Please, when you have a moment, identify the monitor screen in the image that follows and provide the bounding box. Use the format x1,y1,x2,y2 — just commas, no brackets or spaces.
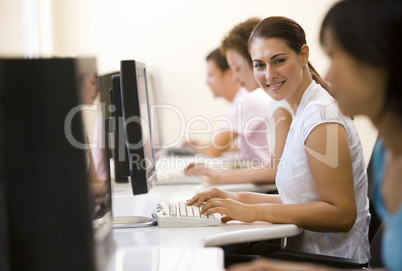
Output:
0,58,114,271
120,60,157,195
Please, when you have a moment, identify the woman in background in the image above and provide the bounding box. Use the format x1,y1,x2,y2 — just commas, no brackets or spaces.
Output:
186,18,292,185
228,0,402,270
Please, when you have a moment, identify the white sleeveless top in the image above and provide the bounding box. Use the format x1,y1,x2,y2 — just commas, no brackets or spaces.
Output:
276,81,370,263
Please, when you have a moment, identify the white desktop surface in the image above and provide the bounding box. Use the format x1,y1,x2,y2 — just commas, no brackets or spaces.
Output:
154,155,278,192
107,246,224,271
108,182,302,270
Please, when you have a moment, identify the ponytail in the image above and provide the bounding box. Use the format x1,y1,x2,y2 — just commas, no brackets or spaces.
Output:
308,61,332,94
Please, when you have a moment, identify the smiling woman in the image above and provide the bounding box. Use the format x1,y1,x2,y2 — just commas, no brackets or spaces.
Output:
188,16,371,263
248,16,330,107
250,37,310,109
248,16,370,261
227,2,402,270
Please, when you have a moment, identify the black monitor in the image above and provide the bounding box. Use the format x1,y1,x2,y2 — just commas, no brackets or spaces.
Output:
109,74,130,183
0,58,114,271
120,60,158,195
98,71,118,120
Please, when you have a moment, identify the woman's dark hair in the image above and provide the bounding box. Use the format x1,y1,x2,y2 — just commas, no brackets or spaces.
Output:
206,48,230,73
248,16,330,91
221,18,261,69
320,0,402,118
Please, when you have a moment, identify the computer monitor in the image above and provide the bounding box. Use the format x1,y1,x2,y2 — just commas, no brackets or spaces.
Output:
0,58,114,271
109,74,130,183
98,71,119,162
120,60,158,195
98,71,119,120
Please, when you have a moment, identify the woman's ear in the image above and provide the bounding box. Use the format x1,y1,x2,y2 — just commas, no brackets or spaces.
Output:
300,44,310,66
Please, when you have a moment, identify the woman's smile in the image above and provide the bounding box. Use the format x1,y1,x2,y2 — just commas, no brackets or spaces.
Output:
267,80,286,91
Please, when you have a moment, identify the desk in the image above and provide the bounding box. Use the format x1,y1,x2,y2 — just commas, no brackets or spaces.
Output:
107,182,302,271
154,155,278,193
110,156,278,194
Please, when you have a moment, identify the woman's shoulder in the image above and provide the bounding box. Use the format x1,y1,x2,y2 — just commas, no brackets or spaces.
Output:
297,83,352,140
300,82,341,122
270,100,292,118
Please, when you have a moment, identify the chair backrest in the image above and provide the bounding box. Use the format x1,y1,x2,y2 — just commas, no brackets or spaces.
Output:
369,222,384,267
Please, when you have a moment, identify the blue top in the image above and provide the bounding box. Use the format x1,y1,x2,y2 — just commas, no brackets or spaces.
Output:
372,139,402,271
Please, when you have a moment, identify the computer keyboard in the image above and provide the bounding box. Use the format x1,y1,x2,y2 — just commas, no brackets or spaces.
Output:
153,201,221,227
165,145,195,156
155,169,203,185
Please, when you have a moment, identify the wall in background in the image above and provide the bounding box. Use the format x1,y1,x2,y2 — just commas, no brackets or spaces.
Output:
0,0,24,56
0,0,377,163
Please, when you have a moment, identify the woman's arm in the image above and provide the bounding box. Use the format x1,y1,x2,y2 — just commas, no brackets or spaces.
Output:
270,107,292,169
185,107,292,184
87,146,108,197
204,130,238,157
202,167,276,184
227,258,385,271
206,107,292,184
201,123,357,232
301,122,356,232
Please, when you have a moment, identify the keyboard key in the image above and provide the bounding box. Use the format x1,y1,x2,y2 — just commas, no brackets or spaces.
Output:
186,206,193,217
179,202,187,217
193,207,200,218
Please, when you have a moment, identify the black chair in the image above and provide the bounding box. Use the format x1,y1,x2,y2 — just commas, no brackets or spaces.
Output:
225,137,384,269
225,224,383,269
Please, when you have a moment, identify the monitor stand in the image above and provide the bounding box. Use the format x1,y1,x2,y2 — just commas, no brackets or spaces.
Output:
113,216,157,228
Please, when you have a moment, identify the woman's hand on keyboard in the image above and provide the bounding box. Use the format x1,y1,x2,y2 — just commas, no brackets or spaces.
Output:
186,188,232,207
184,163,206,176
200,198,256,223
184,163,225,184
